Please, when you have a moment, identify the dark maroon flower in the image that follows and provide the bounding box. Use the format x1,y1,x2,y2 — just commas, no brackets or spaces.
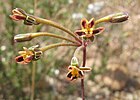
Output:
15,46,42,64
75,18,105,41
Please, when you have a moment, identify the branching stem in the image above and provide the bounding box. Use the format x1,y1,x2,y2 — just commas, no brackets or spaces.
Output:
33,16,82,43
31,32,79,44
40,43,80,52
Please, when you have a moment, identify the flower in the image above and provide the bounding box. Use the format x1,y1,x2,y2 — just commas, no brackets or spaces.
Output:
10,8,40,25
75,18,105,41
15,47,34,64
67,66,84,81
67,56,91,81
10,8,27,21
67,65,92,81
15,45,42,64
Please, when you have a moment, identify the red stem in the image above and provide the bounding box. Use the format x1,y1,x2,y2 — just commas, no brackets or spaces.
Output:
81,42,86,100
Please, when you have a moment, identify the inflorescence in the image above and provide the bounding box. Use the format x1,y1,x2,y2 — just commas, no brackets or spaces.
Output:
10,8,129,81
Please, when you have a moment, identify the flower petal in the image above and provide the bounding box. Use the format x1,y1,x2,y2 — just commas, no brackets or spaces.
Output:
88,18,95,28
67,71,72,79
24,55,34,63
78,71,84,78
71,76,77,80
9,15,20,21
92,27,105,35
15,8,27,16
75,30,85,36
12,8,26,16
14,15,26,20
81,18,88,29
18,51,26,55
10,8,26,21
79,67,92,71
68,66,72,70
15,56,24,63
15,55,33,64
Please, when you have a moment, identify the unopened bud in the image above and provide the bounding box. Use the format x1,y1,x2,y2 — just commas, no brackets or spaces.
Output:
14,33,32,42
109,12,129,23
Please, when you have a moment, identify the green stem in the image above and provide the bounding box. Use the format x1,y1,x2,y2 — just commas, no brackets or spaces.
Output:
31,62,36,100
31,32,78,44
33,16,81,43
40,43,80,52
31,1,37,100
95,17,110,25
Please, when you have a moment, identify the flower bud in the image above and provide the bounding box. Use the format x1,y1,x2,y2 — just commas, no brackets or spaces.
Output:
14,33,32,42
109,12,129,23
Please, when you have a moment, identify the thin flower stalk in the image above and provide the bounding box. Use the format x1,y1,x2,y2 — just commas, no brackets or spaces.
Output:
31,1,37,100
14,32,79,44
31,32,79,44
33,16,81,43
40,43,80,52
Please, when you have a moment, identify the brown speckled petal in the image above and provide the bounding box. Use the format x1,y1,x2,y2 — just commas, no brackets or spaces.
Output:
75,30,85,36
67,71,72,79
24,55,34,63
15,56,28,64
88,18,95,28
15,56,24,62
92,27,105,35
81,18,88,29
78,71,84,78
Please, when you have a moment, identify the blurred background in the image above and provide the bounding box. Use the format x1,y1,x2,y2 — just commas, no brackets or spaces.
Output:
0,0,140,100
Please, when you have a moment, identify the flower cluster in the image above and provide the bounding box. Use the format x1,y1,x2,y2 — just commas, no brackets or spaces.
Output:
10,8,128,82
10,7,129,100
